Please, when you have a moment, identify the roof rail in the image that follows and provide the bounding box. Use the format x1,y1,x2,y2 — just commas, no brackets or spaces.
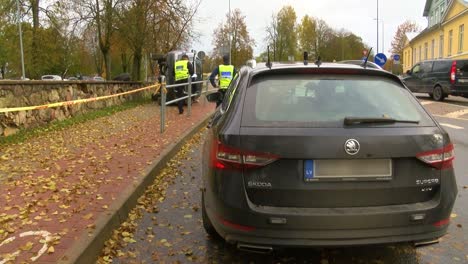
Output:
303,52,309,65
315,56,322,68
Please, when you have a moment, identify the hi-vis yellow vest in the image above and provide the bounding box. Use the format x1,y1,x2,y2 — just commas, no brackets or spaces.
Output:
218,65,234,89
175,60,189,81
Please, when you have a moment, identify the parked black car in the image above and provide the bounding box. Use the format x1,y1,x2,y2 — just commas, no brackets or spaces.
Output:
202,62,457,253
402,59,468,101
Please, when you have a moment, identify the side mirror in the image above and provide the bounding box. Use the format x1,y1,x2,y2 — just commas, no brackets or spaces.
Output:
206,92,221,103
406,70,411,75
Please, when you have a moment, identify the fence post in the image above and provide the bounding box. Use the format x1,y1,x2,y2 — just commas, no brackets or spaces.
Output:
160,79,166,133
204,79,209,106
187,78,192,116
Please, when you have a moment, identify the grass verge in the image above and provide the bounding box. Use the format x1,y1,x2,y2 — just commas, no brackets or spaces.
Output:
0,98,152,146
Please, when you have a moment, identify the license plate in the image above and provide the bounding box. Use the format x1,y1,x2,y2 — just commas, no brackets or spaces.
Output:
304,159,392,182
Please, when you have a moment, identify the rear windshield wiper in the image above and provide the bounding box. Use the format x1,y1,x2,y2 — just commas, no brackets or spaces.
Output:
344,116,420,126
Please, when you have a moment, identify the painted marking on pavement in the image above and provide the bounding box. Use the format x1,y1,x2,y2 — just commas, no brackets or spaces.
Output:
433,114,468,121
440,123,464,130
0,230,52,263
420,101,435,105
444,109,468,118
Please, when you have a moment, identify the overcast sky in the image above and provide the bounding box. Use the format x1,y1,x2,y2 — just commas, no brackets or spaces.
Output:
191,0,428,57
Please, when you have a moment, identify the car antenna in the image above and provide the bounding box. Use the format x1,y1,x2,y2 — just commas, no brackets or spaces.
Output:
362,47,373,69
266,45,272,69
314,56,322,68
303,51,309,65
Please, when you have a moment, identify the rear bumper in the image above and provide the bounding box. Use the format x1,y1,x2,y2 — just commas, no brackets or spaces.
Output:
205,199,451,247
448,83,468,96
221,225,447,247
203,168,457,248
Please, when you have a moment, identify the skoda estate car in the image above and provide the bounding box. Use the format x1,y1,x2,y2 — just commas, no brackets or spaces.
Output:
201,62,457,253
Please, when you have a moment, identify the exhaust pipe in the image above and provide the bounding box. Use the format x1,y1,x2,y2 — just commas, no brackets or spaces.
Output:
414,239,439,247
237,243,273,254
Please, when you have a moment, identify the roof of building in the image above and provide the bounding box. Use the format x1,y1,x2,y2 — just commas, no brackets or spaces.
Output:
406,0,464,47
405,32,421,42
423,0,433,17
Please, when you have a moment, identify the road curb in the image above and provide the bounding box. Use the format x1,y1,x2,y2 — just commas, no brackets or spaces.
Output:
59,112,213,264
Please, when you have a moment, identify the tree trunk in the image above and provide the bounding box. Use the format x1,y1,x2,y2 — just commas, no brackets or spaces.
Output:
103,49,111,79
132,50,142,81
121,52,128,73
31,0,40,79
0,65,5,79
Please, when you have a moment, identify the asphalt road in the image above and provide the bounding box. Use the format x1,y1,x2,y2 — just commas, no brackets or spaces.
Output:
110,96,468,264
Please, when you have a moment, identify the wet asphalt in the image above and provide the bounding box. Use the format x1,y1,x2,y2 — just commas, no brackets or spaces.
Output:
111,127,467,264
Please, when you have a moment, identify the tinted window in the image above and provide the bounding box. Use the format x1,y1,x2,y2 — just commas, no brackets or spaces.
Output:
412,64,421,74
421,61,433,72
221,73,240,112
433,61,451,72
242,74,433,128
457,60,468,73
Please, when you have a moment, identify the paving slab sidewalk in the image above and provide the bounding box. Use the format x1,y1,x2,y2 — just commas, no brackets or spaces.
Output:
0,99,215,263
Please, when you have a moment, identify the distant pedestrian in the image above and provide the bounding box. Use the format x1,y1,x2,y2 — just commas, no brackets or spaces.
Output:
173,54,194,114
209,55,236,108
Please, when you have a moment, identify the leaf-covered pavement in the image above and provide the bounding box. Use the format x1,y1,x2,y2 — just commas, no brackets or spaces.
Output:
0,100,214,263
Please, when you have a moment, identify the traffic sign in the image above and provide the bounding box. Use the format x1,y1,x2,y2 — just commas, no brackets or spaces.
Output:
374,53,387,67
393,54,400,61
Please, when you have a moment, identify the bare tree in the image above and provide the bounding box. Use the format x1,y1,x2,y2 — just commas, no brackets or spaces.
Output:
117,0,200,80
212,8,255,67
69,0,125,79
390,20,420,57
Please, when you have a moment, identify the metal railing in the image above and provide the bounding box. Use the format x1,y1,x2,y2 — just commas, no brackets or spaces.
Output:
159,77,216,133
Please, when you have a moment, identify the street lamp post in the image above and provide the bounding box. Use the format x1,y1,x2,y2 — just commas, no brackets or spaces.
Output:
376,0,379,53
374,18,385,54
228,0,232,64
16,0,26,79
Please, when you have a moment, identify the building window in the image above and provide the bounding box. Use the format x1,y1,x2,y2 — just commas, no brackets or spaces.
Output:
439,34,444,58
448,30,453,56
424,42,428,60
419,45,422,62
459,24,464,53
431,39,435,59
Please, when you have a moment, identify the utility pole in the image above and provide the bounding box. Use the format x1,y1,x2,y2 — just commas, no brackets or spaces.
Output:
228,0,232,64
376,0,379,53
16,0,26,79
382,20,385,54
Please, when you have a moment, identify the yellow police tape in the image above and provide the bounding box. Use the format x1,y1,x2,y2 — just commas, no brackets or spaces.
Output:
0,83,165,114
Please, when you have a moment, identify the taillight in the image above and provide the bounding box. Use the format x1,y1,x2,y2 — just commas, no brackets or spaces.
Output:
416,144,455,170
450,61,457,84
211,141,279,170
432,218,450,227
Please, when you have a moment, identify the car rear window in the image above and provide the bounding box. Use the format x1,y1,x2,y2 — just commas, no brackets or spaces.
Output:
457,60,468,73
241,74,434,128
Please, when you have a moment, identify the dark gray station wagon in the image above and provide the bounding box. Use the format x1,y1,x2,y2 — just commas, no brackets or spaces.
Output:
202,62,457,253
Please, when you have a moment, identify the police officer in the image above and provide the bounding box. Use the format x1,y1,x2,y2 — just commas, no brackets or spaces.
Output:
209,55,236,107
173,54,194,114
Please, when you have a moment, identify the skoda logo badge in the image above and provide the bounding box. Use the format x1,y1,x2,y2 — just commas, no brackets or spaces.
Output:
344,139,360,155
